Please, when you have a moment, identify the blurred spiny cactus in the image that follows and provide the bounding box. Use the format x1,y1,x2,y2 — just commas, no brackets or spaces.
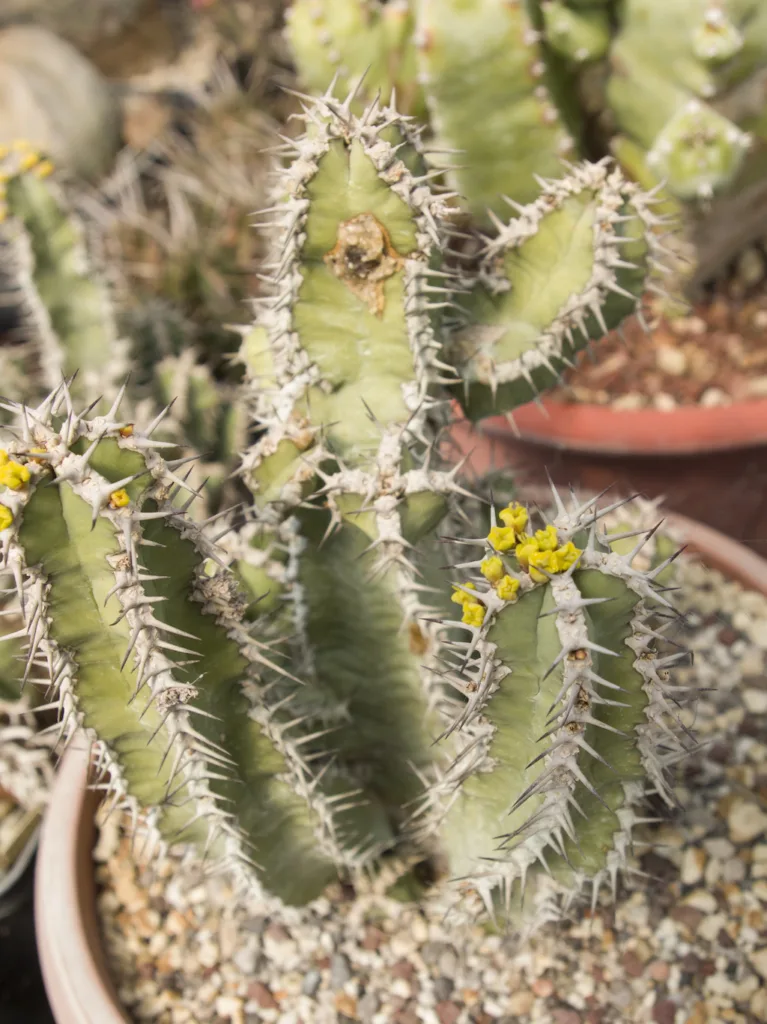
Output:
0,144,246,514
0,87,694,933
286,0,767,284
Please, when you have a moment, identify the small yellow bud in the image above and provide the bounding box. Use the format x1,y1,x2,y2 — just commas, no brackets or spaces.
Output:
462,602,486,627
0,450,8,466
34,159,54,179
515,534,538,569
118,424,134,438
109,488,131,508
497,575,520,601
451,582,477,606
0,504,13,531
480,556,504,583
498,502,528,535
534,524,559,551
0,459,30,490
487,525,516,552
18,153,39,173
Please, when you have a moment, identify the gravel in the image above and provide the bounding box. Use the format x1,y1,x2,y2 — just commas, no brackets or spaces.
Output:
94,522,767,1023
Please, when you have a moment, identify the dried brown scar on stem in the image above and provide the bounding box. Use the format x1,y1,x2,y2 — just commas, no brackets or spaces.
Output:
324,213,404,316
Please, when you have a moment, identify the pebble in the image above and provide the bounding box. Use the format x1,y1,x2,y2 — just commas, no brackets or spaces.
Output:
728,799,767,843
681,847,706,885
300,969,321,997
330,952,353,988
749,948,767,981
743,688,767,714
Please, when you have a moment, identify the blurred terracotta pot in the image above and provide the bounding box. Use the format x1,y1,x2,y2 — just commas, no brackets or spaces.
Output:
35,735,128,1024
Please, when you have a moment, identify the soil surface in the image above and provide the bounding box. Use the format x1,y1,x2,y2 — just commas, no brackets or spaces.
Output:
550,292,767,410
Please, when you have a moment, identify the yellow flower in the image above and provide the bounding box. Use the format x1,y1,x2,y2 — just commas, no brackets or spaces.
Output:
451,582,477,607
0,504,13,531
480,556,504,583
514,534,538,569
534,524,559,551
529,549,556,582
18,152,39,173
497,575,520,601
0,458,30,490
109,488,131,509
462,602,486,627
498,501,528,535
553,541,582,573
34,159,54,179
487,525,516,552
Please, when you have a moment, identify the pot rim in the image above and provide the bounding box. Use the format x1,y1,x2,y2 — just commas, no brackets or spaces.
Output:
479,397,767,455
35,733,130,1024
34,513,767,1023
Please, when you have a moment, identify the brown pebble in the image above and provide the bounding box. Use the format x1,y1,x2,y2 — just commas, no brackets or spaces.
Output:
361,926,386,950
553,1010,581,1024
435,1002,462,1024
652,999,677,1024
717,928,736,949
621,951,645,978
532,978,556,998
679,952,701,973
392,958,416,981
335,992,357,1017
670,905,705,932
264,922,292,943
393,1008,420,1024
247,981,278,1009
648,960,670,982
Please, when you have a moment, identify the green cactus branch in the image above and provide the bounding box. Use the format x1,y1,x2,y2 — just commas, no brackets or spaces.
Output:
0,65,695,933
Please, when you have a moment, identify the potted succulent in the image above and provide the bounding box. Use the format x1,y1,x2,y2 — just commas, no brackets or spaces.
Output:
35,502,767,1023
0,73,698,1019
2,2,765,1016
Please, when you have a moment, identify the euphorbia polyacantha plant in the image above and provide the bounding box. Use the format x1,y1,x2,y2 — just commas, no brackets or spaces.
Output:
0,87,689,931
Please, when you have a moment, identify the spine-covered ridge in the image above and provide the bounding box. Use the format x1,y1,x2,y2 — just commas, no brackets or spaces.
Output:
411,483,691,929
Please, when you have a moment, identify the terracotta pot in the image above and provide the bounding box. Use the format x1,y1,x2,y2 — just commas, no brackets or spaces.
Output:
448,403,767,557
485,397,767,456
34,516,767,1023
35,735,129,1024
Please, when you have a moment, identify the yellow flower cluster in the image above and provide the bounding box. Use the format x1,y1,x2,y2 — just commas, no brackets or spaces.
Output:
0,448,33,532
479,556,520,602
451,582,486,627
487,501,529,553
0,141,54,224
0,450,30,491
515,524,581,582
485,504,582,584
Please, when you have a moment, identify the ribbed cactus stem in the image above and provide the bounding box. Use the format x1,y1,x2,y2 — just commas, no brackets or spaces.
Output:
0,141,126,410
0,382,416,904
416,0,579,219
450,159,664,419
410,485,687,927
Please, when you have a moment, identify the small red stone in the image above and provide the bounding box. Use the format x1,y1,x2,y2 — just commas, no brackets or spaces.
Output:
247,981,279,1009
